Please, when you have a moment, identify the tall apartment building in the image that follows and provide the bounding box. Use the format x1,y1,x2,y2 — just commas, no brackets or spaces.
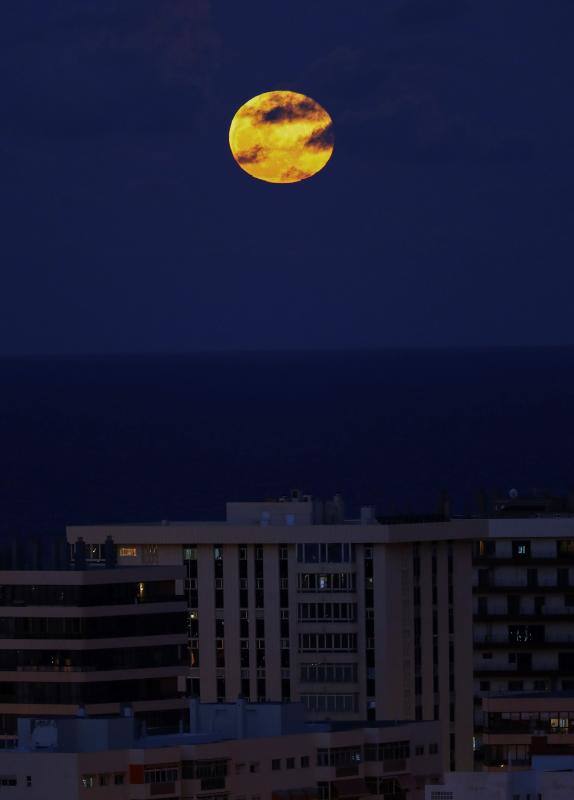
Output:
0,539,188,743
67,495,476,772
67,492,574,772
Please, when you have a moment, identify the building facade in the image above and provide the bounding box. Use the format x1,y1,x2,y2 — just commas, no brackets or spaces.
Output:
66,496,574,773
68,497,478,771
480,692,574,769
0,556,188,743
3,701,443,800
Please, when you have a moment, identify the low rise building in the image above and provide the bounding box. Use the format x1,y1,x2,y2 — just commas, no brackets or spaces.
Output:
425,753,574,800
3,701,443,800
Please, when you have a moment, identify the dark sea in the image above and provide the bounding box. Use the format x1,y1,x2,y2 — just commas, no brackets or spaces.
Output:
1,348,573,539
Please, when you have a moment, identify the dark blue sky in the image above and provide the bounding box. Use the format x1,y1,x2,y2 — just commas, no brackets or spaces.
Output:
1,0,573,354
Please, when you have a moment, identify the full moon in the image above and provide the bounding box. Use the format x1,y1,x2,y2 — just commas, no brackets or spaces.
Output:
229,90,334,184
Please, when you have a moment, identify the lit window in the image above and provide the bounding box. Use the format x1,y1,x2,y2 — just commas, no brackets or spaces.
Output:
119,547,137,557
137,582,145,599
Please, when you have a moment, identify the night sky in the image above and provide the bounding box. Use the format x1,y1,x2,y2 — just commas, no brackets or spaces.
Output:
1,0,573,355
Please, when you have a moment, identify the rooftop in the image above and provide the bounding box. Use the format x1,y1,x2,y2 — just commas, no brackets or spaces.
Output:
14,701,433,754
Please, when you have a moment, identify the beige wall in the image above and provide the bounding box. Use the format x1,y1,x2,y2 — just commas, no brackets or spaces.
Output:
2,719,443,800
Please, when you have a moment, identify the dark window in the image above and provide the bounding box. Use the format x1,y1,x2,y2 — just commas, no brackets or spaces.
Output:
558,568,570,588
558,541,574,558
478,569,490,588
272,759,281,771
507,596,520,615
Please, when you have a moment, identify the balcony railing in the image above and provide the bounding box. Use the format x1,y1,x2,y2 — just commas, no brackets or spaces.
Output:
485,720,574,735
474,581,571,592
475,634,574,645
474,609,574,621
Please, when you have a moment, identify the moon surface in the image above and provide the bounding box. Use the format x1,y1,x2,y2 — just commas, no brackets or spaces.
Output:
229,91,334,184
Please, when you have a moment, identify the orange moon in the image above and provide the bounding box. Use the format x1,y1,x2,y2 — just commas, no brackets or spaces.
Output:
229,91,334,184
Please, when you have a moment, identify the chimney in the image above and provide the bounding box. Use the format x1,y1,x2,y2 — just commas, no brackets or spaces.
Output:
312,499,325,525
74,538,87,571
29,538,42,570
360,506,375,525
439,491,451,520
477,488,489,515
103,536,117,568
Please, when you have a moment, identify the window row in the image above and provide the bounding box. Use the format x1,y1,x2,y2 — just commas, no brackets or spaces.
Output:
316,745,362,766
298,633,357,652
0,677,179,704
144,768,179,784
302,693,358,713
0,581,175,607
363,741,411,761
181,759,227,780
300,662,358,684
0,643,184,672
81,774,125,788
298,603,357,622
297,543,356,564
297,573,356,593
0,612,185,639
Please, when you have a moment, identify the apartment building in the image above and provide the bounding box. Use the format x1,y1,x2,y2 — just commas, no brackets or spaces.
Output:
67,495,477,772
0,540,188,743
66,492,574,773
3,700,443,800
480,692,574,769
472,524,574,708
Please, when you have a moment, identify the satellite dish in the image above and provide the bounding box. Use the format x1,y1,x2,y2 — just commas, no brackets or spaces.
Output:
509,488,518,499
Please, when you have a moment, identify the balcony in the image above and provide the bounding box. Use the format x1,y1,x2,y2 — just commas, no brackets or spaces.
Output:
485,720,574,736
475,666,574,677
473,582,571,594
474,610,574,623
474,634,574,648
474,556,574,567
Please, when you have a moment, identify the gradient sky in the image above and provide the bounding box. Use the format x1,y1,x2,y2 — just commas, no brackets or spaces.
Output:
1,0,573,354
